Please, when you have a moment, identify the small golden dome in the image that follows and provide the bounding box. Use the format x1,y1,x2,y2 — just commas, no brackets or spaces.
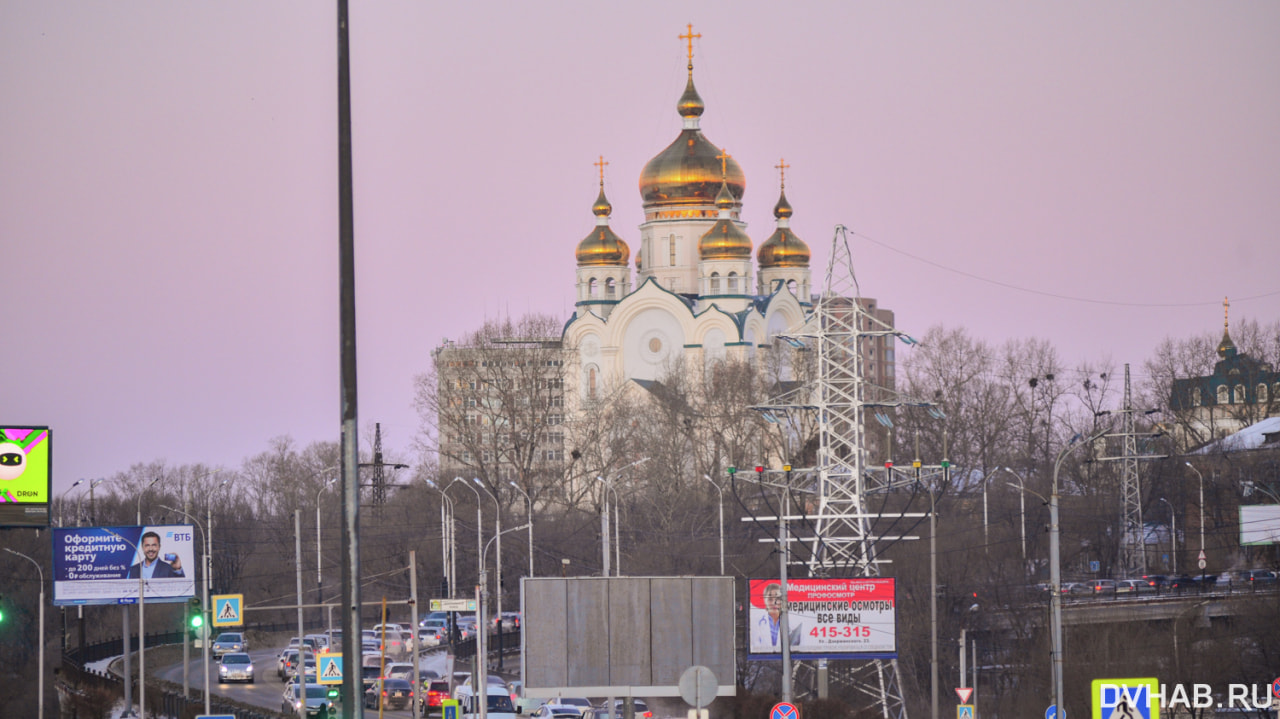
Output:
576,187,630,266
677,76,705,118
774,190,793,219
758,228,810,268
699,181,752,260
639,75,744,209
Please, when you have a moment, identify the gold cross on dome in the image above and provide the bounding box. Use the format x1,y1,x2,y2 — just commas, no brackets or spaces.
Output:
715,149,732,179
1224,296,1230,330
775,158,790,189
680,24,701,72
594,155,609,187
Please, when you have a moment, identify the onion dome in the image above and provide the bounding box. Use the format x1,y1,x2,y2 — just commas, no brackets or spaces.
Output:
699,180,752,260
638,73,745,209
575,187,631,266
1218,297,1237,358
758,189,810,268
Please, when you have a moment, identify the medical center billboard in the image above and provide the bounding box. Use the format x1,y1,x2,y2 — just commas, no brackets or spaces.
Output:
52,525,197,606
748,577,896,659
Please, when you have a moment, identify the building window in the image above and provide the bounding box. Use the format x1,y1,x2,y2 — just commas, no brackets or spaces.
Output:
588,278,598,298
481,450,494,463
1257,383,1268,404
727,272,738,292
605,277,616,299
1191,387,1201,407
1217,385,1229,404
709,272,720,294
1273,383,1280,402
669,235,677,266
1234,384,1246,404
548,414,563,426
588,367,597,399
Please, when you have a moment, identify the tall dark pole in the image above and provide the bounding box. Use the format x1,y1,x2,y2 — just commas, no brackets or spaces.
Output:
336,0,362,716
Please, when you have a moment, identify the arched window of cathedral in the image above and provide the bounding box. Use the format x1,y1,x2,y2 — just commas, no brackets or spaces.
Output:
1234,384,1246,404
1191,387,1201,407
1258,383,1269,404
787,279,798,295
1217,385,1229,404
605,277,616,299
727,272,738,292
709,272,720,294
589,278,598,298
586,366,598,400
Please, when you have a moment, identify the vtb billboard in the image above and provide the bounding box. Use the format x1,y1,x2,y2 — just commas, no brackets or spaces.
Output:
52,525,197,606
747,577,896,659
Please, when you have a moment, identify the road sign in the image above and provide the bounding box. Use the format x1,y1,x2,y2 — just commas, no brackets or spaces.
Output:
318,653,343,685
958,705,975,719
1090,560,1101,573
1271,677,1280,701
211,594,243,627
443,699,460,719
1047,705,1065,719
430,598,477,612
1092,678,1160,719
679,665,718,708
771,702,800,719
1198,550,1207,570
956,688,973,704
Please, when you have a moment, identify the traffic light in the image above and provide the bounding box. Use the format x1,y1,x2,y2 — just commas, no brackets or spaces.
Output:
187,597,203,636
0,593,5,624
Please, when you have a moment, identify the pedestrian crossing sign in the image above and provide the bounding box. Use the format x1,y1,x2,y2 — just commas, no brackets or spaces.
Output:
1092,678,1160,719
318,654,343,685
211,594,243,627
443,698,460,719
958,705,975,719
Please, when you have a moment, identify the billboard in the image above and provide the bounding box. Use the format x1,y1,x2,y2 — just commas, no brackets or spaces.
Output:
747,577,896,659
52,525,197,606
1239,504,1280,545
0,426,52,528
521,576,735,698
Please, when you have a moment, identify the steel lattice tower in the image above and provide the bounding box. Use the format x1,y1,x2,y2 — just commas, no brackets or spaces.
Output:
1118,365,1145,575
768,226,929,719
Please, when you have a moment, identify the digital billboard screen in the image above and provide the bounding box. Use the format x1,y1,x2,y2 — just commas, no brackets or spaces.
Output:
0,426,52,528
52,525,197,606
747,577,896,659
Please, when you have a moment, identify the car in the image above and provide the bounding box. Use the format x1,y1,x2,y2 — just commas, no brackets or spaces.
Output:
211,632,247,657
597,699,652,719
461,684,520,719
305,633,331,653
1114,579,1152,595
1060,582,1090,596
217,652,255,683
385,662,417,680
554,697,593,717
282,682,338,717
420,611,449,627
1090,579,1118,596
422,679,451,716
419,627,444,647
366,677,416,711
277,649,299,680
532,704,586,719
491,612,521,632
1239,569,1278,586
361,664,382,690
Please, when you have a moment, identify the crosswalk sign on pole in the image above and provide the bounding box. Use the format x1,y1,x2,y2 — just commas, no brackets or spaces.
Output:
958,705,975,719
211,594,243,627
443,698,460,719
1092,678,1160,719
318,654,344,685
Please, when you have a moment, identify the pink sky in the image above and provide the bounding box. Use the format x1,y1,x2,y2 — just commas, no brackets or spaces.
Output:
4,2,1278,492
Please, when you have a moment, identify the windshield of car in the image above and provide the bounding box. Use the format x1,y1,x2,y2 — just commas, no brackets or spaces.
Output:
222,654,250,664
561,698,590,707
486,696,515,712
216,633,241,642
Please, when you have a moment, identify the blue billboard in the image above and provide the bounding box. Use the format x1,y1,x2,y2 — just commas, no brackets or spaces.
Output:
52,525,197,606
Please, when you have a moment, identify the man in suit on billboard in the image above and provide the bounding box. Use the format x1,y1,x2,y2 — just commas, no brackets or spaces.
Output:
127,530,184,579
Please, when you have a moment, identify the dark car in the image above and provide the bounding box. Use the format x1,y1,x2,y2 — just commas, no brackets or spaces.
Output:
361,664,382,689
366,677,415,711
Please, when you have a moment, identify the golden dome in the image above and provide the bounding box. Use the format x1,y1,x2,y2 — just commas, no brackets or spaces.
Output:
758,190,810,268
638,75,745,209
575,187,630,266
699,181,752,260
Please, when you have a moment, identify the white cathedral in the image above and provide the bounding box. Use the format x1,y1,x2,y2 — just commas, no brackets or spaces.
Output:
564,50,825,398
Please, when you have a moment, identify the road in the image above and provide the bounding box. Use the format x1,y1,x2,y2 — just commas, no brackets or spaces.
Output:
158,648,451,717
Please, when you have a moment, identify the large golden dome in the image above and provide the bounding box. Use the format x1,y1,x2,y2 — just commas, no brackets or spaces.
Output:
758,190,810,268
699,181,752,259
639,75,745,209
576,187,631,266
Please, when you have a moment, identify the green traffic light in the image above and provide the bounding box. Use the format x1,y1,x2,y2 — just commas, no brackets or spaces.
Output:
191,614,203,629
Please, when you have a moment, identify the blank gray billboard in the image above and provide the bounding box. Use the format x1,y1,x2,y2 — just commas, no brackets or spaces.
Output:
521,576,735,698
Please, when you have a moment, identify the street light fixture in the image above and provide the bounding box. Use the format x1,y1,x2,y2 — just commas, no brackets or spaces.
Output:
702,474,725,574
997,467,1034,562
473,477,506,669
448,477,484,593
315,473,339,626
427,479,457,598
59,479,85,526
5,548,44,719
508,481,534,578
598,458,648,577
1184,461,1205,581
158,505,212,717
137,476,164,525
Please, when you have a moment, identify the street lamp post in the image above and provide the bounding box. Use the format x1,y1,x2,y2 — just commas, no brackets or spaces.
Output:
598,458,648,577
508,481,534,578
1185,462,1205,582
137,476,164,525
473,478,505,669
1050,430,1106,719
426,480,457,598
103,529,148,719
1157,497,1176,574
703,475,725,574
448,477,483,589
316,475,339,626
476,522,532,719
59,479,85,526
159,505,212,717
5,548,45,719
998,467,1029,562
